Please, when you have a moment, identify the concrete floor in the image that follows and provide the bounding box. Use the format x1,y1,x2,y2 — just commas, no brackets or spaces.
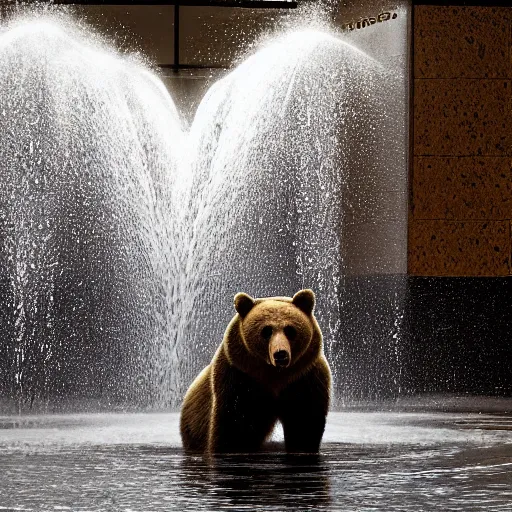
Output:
1,400,511,511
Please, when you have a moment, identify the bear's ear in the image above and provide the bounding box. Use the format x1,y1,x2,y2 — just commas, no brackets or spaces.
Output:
234,292,255,318
292,289,315,315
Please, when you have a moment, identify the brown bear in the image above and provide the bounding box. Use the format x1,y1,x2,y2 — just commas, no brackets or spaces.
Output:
180,289,331,454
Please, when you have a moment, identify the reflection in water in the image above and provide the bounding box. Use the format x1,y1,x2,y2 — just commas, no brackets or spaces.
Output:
182,452,331,509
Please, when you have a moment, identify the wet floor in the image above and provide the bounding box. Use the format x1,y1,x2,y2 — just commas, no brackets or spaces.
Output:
1,399,511,511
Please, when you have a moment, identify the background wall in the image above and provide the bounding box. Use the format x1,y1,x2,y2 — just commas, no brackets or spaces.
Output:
405,4,512,398
410,5,511,276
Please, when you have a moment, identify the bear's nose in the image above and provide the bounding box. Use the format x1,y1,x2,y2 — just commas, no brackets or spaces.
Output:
273,350,290,367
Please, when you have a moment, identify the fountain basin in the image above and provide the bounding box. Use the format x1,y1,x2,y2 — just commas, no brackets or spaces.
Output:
1,396,511,511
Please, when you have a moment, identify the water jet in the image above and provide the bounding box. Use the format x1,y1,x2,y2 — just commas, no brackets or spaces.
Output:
0,3,409,410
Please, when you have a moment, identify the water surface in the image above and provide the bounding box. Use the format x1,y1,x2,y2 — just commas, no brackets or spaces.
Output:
1,402,511,511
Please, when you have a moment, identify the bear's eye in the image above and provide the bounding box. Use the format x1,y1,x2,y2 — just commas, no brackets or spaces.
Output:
284,325,297,340
261,326,273,340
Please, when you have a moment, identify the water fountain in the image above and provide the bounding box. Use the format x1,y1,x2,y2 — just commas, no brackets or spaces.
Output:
0,6,407,410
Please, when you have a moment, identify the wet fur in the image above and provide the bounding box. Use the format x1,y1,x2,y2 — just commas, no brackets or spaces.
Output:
180,291,331,454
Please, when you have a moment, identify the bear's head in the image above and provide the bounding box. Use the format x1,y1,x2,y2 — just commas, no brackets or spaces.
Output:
233,289,319,369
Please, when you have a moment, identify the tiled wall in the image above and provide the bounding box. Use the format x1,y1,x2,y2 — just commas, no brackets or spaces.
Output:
409,5,512,276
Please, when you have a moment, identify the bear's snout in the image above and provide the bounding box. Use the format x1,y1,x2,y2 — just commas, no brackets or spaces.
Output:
269,332,291,368
273,350,290,367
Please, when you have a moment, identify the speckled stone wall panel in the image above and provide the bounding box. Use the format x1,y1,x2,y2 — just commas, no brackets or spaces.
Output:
410,5,512,276
414,79,511,157
414,6,510,79
413,156,512,220
408,220,511,276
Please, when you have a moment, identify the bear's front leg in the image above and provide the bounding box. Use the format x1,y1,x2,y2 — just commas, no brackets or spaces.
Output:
208,353,277,453
278,358,330,453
